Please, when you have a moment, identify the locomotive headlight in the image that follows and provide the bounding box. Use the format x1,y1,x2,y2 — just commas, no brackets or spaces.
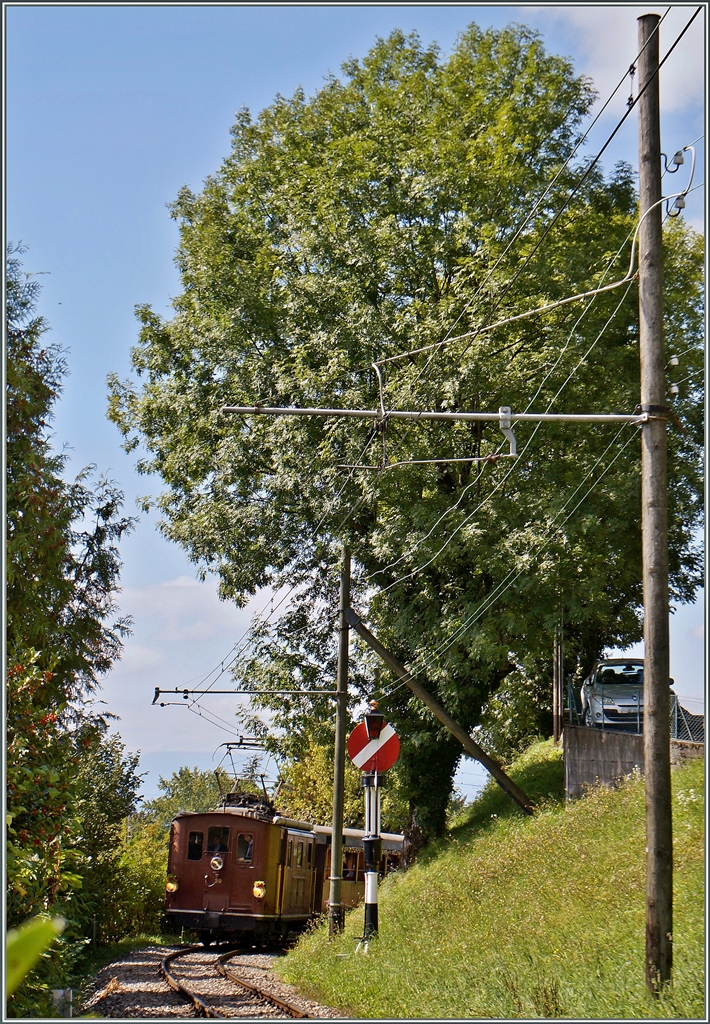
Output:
210,855,224,871
253,880,266,899
165,877,179,893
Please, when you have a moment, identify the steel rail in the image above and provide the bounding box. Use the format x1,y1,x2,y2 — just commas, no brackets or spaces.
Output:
222,404,647,424
217,949,314,1019
161,946,314,1019
160,947,224,1018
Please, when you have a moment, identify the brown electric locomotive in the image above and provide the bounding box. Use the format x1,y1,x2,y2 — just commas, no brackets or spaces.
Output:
164,791,405,945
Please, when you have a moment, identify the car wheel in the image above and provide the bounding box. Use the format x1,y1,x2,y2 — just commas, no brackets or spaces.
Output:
585,707,595,728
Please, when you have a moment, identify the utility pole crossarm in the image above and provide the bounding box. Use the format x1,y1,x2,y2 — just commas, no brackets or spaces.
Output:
221,405,647,425
345,608,534,815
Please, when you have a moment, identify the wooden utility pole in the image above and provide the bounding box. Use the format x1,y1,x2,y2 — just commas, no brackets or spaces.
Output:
637,12,673,993
328,545,350,936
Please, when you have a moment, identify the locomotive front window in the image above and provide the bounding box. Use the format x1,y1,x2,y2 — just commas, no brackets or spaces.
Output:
236,833,254,862
206,826,230,853
187,832,204,860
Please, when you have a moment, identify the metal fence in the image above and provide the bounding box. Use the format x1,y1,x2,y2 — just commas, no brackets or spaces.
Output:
566,681,704,743
670,695,705,743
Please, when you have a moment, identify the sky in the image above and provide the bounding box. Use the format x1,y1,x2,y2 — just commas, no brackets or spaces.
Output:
6,3,706,805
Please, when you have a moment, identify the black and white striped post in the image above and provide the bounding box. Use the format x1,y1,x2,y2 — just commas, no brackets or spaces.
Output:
361,768,383,938
362,707,386,939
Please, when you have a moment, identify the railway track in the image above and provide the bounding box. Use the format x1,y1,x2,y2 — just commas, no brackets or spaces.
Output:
160,946,315,1019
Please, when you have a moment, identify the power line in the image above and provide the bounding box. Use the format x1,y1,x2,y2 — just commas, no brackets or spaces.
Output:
375,6,699,376
179,14,696,701
369,277,637,594
372,426,639,703
367,167,696,593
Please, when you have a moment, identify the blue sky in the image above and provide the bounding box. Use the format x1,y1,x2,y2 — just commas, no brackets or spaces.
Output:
6,4,705,803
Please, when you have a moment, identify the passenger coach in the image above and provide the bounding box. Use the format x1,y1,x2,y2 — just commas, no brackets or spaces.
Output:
164,791,405,945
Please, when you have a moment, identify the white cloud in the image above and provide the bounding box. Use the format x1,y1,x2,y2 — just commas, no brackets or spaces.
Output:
526,5,705,113
118,574,244,646
99,575,272,752
119,643,166,672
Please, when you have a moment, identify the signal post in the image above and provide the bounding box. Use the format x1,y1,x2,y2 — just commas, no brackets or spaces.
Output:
348,707,400,943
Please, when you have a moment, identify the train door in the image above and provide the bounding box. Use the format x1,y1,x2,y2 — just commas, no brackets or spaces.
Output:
282,833,313,916
228,829,256,912
313,843,327,913
203,824,230,912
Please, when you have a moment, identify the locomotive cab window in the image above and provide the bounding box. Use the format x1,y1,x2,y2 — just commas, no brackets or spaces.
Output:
206,826,230,853
187,831,204,860
236,833,254,862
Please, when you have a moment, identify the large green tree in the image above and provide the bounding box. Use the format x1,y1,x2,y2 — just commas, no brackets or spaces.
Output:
108,25,703,842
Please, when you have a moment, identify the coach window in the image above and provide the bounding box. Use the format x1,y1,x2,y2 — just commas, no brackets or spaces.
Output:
206,826,230,853
236,833,254,862
295,841,304,868
187,832,204,860
343,851,357,881
287,839,293,867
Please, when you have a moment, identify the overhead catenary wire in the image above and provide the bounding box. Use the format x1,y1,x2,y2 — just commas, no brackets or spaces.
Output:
373,5,700,376
371,9,672,403
366,168,697,589
371,425,639,704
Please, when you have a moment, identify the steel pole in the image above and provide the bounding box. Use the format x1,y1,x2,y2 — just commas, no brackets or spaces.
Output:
328,546,350,936
637,13,672,993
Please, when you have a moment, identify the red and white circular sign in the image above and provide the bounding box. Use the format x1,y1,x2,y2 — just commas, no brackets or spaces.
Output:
347,721,400,773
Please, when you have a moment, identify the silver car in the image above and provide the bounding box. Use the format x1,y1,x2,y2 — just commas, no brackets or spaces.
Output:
581,658,646,731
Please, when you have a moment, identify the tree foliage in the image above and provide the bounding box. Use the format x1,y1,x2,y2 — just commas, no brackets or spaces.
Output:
140,765,232,822
6,246,140,1012
108,25,703,841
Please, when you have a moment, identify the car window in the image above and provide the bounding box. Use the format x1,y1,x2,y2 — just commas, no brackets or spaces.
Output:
596,665,643,685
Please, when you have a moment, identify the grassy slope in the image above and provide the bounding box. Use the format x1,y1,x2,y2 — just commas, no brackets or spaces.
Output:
277,741,704,1019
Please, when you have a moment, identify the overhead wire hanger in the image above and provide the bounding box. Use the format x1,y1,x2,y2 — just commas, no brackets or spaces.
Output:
336,364,518,471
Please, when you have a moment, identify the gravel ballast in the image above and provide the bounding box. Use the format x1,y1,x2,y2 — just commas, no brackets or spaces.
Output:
80,945,346,1018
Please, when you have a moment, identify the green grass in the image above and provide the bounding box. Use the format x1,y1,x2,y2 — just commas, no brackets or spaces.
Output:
277,740,705,1018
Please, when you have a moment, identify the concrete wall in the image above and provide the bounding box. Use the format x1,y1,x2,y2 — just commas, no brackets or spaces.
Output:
564,726,644,800
564,726,704,800
670,739,705,766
